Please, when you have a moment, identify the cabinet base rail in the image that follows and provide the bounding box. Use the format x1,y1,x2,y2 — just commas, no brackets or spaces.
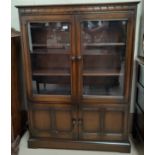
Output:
28,138,131,153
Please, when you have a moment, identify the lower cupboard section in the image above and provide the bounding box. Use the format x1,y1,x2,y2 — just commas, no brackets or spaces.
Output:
28,104,129,141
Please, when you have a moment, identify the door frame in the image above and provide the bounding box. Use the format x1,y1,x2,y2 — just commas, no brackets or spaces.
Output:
75,12,135,104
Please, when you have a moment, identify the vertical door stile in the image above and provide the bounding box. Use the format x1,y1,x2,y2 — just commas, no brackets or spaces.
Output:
75,15,83,103
71,11,79,136
74,15,80,140
124,14,135,103
71,15,76,103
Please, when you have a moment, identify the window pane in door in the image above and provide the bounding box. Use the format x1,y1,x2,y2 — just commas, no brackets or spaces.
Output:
28,22,71,95
81,20,127,96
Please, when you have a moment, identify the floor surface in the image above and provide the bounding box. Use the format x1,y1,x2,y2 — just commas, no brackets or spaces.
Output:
18,131,142,155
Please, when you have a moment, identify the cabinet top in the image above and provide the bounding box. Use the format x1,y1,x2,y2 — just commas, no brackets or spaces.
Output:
16,1,140,8
16,2,139,16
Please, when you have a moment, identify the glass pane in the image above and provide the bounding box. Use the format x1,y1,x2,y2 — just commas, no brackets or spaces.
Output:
81,20,127,96
28,22,71,95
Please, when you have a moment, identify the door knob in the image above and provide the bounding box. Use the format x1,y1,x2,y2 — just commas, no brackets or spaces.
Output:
72,119,77,125
70,56,82,61
76,56,82,60
71,56,76,61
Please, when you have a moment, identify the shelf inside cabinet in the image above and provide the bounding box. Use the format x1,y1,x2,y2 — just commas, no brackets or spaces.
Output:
83,69,123,76
84,43,126,47
30,48,70,54
32,43,70,49
83,51,120,56
32,69,70,76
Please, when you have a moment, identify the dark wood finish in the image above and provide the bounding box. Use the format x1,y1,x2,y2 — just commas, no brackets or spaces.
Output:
28,104,77,140
11,29,23,155
17,2,138,152
28,138,130,152
11,29,22,140
78,104,128,141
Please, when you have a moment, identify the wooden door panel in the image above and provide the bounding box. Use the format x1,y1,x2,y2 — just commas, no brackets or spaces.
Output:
29,104,77,140
55,111,72,131
33,110,51,130
104,110,124,133
82,111,100,132
79,105,128,141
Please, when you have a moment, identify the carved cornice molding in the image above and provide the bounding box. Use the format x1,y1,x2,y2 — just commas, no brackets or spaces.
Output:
17,3,138,16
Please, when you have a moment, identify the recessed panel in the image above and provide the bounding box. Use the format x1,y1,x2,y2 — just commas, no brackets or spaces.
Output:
83,111,100,132
55,111,72,131
104,110,124,133
33,110,51,130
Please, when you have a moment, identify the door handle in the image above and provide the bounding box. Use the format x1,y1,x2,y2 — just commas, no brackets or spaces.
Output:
72,119,77,127
70,56,82,61
71,56,76,61
76,55,82,60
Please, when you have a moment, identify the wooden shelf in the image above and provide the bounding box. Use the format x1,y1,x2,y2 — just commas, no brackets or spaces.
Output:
30,25,44,29
83,51,118,56
32,69,70,76
32,43,70,49
33,44,47,47
30,49,70,54
83,69,123,76
84,43,126,47
30,25,69,31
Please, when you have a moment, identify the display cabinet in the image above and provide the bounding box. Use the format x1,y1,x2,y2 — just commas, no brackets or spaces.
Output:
17,2,138,152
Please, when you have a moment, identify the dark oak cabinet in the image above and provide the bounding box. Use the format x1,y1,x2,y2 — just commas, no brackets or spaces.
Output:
11,29,21,141
17,2,138,152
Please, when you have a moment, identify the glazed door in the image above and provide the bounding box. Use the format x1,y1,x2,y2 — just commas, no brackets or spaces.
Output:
76,13,134,103
76,13,134,140
22,15,76,102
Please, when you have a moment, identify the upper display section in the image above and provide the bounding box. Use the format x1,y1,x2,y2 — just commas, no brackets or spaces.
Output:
17,2,138,102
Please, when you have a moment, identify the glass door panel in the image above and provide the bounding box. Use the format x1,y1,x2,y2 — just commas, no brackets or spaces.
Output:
28,22,71,95
81,20,127,96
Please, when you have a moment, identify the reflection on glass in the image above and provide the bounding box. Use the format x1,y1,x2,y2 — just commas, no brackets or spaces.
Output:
81,20,127,96
28,22,71,95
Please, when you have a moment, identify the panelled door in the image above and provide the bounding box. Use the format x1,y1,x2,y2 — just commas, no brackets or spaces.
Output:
21,15,79,140
28,104,78,140
75,12,134,140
